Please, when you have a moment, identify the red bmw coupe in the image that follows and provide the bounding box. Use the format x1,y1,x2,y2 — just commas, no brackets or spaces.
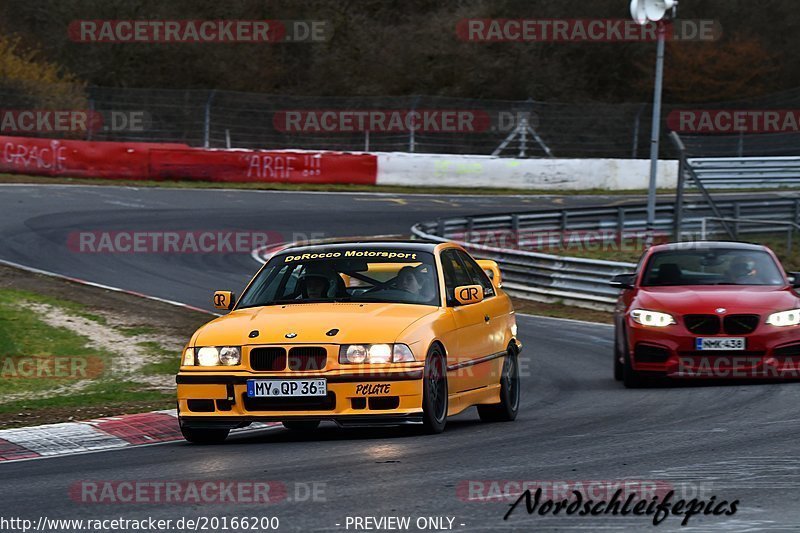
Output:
612,242,800,387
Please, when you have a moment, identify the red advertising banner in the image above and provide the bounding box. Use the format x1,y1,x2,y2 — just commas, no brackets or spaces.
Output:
0,135,377,184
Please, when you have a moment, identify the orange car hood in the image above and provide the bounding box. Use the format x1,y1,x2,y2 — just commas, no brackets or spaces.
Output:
194,302,438,346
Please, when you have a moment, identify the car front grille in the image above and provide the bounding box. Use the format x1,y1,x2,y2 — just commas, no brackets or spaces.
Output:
243,392,336,412
288,346,328,371
250,347,287,371
723,315,760,335
684,315,720,335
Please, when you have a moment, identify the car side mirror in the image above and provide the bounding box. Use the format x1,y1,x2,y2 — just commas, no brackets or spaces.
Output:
609,273,636,290
476,259,502,288
454,285,484,306
213,290,236,310
790,272,800,289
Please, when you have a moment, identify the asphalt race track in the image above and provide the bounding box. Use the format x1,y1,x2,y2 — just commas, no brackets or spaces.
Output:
0,184,653,311
2,184,800,531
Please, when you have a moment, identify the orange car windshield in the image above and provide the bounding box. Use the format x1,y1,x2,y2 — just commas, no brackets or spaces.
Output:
238,250,440,307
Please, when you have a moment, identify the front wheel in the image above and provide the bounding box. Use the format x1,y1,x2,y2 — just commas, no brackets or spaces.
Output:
623,349,648,389
421,345,448,434
179,420,230,444
614,329,625,381
478,348,520,422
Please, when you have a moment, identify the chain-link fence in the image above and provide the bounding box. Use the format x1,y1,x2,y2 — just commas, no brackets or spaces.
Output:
3,83,800,158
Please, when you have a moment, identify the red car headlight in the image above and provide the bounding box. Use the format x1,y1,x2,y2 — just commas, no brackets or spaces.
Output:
631,309,676,327
766,309,800,327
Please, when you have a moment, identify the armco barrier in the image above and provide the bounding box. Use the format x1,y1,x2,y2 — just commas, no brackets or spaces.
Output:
0,135,378,184
413,194,800,309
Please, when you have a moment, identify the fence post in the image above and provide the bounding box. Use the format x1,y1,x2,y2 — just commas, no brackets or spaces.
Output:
733,203,741,239
671,131,687,240
409,95,419,153
617,207,626,245
203,90,216,148
632,104,645,158
86,97,95,141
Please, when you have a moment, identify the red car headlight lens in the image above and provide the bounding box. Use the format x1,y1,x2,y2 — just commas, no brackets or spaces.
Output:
631,309,676,327
767,309,800,327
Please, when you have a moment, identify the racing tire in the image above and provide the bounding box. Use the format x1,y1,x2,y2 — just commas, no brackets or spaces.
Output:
614,329,624,381
622,348,648,389
421,345,448,434
477,348,520,423
179,422,230,444
282,420,321,432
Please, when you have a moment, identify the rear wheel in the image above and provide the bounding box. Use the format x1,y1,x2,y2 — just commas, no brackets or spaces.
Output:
282,420,320,432
478,348,520,422
179,420,230,444
421,345,448,434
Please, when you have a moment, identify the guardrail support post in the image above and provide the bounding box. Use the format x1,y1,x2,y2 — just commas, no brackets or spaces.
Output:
436,219,445,237
466,217,474,243
733,204,741,240
560,211,569,248
617,207,626,245
511,214,520,248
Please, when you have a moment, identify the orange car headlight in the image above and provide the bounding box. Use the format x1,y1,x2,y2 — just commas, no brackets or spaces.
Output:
339,344,416,364
194,346,241,366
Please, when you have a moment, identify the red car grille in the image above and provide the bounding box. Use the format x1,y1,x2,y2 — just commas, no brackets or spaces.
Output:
684,314,720,335
683,314,761,335
723,315,760,335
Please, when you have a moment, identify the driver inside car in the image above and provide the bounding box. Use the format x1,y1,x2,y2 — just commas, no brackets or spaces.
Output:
728,255,758,284
397,266,423,294
299,274,330,299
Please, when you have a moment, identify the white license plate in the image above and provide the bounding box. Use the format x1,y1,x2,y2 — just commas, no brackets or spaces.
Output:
696,338,746,351
246,379,327,398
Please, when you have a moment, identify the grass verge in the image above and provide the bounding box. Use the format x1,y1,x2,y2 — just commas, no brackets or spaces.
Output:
0,265,210,429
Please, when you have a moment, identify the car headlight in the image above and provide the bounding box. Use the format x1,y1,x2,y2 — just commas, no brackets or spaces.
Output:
219,346,241,366
631,309,676,327
766,309,800,327
182,348,195,366
195,346,241,366
339,344,416,364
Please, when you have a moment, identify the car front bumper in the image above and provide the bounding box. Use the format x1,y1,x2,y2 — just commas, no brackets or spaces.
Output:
627,323,800,379
176,369,424,428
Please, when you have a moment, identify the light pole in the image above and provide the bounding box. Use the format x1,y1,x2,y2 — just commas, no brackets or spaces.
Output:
630,0,677,242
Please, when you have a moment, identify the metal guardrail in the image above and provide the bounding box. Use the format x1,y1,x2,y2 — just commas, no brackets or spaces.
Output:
412,195,800,308
687,157,800,189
